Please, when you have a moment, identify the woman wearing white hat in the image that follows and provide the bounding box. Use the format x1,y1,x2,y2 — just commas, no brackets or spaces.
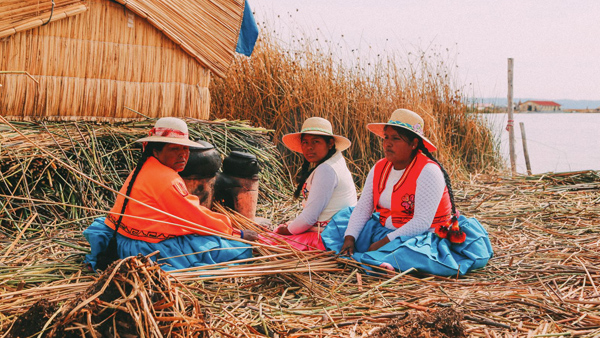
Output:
83,117,257,271
321,109,493,276
261,117,357,251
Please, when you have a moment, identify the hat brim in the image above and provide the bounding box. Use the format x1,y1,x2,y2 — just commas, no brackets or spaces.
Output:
136,136,208,149
367,123,437,152
282,131,351,153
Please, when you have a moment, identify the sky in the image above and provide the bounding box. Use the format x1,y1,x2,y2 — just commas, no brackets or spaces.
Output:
249,0,600,101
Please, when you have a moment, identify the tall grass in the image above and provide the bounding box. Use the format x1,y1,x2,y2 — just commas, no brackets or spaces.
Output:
211,33,503,183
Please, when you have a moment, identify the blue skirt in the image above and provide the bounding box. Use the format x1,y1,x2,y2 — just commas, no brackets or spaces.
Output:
321,207,493,276
83,217,253,271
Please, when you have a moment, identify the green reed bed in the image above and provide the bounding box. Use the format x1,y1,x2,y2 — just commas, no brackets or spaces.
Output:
0,118,291,236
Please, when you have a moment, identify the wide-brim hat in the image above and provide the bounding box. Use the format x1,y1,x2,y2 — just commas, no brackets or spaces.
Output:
282,117,351,153
367,108,437,152
136,117,209,149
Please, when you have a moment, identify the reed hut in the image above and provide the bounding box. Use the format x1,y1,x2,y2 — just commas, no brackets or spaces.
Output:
0,0,251,121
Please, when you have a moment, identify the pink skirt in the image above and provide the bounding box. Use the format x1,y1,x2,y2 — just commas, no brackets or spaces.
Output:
259,231,326,251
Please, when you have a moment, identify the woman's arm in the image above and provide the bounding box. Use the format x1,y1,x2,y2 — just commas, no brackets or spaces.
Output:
285,164,337,234
340,166,376,254
344,166,376,239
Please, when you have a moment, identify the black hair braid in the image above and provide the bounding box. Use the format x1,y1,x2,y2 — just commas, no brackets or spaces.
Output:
293,158,312,199
95,143,162,271
293,145,337,199
115,146,154,227
419,143,457,218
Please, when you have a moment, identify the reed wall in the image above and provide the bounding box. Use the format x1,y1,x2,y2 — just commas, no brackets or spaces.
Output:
0,0,213,120
0,0,86,38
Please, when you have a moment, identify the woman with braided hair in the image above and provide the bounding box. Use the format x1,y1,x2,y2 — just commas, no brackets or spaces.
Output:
321,109,493,276
261,117,357,251
84,117,257,271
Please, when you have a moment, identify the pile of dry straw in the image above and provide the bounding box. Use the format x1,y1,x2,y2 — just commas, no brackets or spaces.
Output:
1,118,600,337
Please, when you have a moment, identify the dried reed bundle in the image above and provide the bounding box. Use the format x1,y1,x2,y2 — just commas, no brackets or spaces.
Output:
0,0,86,38
0,118,290,234
7,254,208,337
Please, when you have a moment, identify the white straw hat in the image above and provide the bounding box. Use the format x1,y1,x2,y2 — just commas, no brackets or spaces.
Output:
136,117,207,148
282,117,351,153
367,108,437,152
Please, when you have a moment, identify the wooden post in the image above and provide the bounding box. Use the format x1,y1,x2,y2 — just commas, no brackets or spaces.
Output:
507,58,517,176
519,122,532,175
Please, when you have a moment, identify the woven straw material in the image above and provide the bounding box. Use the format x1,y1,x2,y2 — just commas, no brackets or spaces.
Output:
1,0,217,120
0,0,86,38
0,0,246,121
112,0,245,78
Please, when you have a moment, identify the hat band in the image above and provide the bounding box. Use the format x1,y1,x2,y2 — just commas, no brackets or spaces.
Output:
388,120,423,136
149,127,188,138
301,127,333,135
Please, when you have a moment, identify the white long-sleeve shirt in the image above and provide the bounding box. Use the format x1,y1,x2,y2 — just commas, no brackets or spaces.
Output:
287,151,357,234
344,162,446,241
287,163,337,234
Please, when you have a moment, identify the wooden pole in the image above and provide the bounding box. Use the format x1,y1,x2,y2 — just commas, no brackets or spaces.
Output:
519,122,532,175
507,58,517,176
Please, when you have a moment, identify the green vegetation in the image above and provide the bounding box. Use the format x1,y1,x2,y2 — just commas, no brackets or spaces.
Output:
0,120,288,233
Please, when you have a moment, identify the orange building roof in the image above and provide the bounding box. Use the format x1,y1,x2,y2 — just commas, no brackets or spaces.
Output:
527,101,561,106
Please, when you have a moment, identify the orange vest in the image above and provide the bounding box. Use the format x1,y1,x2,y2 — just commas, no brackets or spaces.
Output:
372,152,452,229
106,156,233,243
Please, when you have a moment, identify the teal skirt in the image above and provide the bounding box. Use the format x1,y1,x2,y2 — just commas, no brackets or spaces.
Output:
321,207,493,276
84,217,253,271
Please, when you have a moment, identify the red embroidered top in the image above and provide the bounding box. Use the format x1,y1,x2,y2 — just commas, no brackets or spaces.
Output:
372,152,452,229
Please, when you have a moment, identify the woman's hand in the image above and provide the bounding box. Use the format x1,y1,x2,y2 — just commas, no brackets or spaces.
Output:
339,236,356,256
274,223,293,235
242,230,259,241
368,236,390,252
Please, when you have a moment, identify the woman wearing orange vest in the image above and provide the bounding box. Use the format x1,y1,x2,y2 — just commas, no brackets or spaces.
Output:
260,117,357,250
321,109,493,276
83,117,257,271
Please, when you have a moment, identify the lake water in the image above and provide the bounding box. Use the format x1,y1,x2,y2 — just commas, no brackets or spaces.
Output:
481,113,600,174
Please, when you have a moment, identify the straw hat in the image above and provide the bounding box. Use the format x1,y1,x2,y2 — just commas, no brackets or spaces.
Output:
136,117,208,148
367,108,437,152
282,117,351,153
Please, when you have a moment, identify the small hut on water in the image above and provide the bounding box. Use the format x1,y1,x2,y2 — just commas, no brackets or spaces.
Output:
0,0,257,121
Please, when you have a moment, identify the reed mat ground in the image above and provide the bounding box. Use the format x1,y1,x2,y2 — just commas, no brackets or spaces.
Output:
1,170,599,337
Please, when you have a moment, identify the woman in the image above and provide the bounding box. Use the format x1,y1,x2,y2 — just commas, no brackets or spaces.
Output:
321,109,493,276
262,117,357,251
84,117,257,271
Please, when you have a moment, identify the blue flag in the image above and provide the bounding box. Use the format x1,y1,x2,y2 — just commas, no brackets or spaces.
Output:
236,0,259,56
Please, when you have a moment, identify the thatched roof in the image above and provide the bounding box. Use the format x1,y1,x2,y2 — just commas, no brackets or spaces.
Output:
0,0,87,38
0,0,246,78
